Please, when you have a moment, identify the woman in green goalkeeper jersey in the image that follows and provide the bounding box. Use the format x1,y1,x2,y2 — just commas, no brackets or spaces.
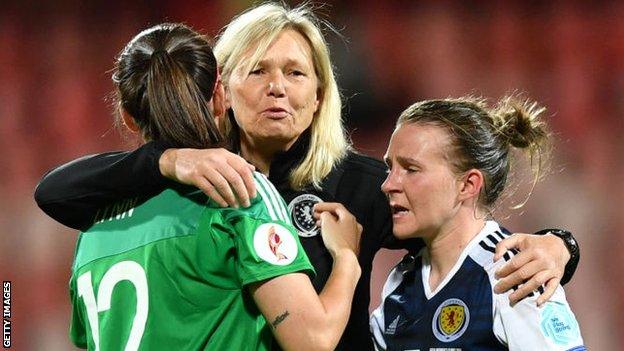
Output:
68,23,362,351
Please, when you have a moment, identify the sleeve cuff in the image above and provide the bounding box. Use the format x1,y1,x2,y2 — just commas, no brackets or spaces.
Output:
144,141,169,187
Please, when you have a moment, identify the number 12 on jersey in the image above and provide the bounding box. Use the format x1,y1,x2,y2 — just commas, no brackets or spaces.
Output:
76,261,149,351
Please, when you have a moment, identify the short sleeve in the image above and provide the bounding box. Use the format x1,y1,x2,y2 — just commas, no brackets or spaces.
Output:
225,172,315,286
493,285,586,350
69,278,89,349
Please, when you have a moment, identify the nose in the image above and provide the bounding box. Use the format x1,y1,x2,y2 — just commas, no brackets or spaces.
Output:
381,169,400,195
267,72,286,98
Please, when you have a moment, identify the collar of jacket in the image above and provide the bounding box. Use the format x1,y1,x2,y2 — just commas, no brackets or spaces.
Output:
268,129,311,189
233,129,311,190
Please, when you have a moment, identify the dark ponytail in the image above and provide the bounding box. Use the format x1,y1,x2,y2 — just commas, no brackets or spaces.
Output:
113,23,223,148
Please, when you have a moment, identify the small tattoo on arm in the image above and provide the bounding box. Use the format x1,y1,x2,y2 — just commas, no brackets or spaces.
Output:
271,310,290,329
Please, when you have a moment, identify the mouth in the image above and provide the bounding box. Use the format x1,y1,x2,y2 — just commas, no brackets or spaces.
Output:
390,203,409,217
262,107,290,119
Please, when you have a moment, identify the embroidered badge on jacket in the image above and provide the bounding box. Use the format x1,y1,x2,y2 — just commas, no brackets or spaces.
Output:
288,194,322,237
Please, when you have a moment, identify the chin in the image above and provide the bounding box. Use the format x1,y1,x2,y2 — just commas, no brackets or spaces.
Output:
392,226,419,240
259,126,295,140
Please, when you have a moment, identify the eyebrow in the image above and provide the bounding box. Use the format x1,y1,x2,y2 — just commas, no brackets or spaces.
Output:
383,155,421,167
397,156,422,168
397,155,419,163
256,57,310,68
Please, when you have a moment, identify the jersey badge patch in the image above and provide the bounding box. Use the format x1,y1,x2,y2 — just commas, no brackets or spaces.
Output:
288,194,322,237
432,298,470,342
253,223,298,265
540,302,581,345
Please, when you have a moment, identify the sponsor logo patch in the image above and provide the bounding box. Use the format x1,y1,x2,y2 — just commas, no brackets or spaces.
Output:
385,315,400,335
432,298,470,342
288,194,322,237
540,302,581,345
253,223,298,265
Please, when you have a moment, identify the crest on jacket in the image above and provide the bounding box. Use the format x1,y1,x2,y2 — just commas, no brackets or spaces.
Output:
288,194,322,237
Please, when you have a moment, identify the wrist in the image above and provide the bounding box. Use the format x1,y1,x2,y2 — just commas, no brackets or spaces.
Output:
332,249,361,275
159,149,177,179
535,228,580,285
144,140,170,186
332,248,356,259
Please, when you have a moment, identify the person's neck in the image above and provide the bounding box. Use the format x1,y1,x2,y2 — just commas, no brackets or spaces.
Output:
424,208,487,292
239,135,297,175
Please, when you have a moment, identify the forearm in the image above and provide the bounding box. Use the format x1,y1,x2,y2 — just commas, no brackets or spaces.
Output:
314,250,362,347
255,252,361,351
34,142,167,230
277,253,361,351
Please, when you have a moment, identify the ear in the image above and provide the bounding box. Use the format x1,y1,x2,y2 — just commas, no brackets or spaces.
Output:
120,108,140,133
211,81,226,124
457,168,484,202
223,81,232,111
313,87,322,114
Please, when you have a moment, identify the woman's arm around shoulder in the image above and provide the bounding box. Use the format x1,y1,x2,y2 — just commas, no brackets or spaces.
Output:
34,142,167,230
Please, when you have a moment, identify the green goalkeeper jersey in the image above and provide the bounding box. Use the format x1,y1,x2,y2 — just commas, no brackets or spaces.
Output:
68,172,314,351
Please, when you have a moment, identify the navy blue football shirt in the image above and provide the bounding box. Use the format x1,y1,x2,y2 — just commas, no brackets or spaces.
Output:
371,221,585,351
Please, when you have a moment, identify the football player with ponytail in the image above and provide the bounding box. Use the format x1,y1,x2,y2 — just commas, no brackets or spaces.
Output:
371,96,585,350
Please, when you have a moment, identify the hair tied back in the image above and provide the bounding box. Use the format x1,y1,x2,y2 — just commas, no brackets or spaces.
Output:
151,49,169,58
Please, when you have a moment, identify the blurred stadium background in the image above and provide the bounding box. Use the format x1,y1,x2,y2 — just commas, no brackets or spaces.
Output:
1,1,622,349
